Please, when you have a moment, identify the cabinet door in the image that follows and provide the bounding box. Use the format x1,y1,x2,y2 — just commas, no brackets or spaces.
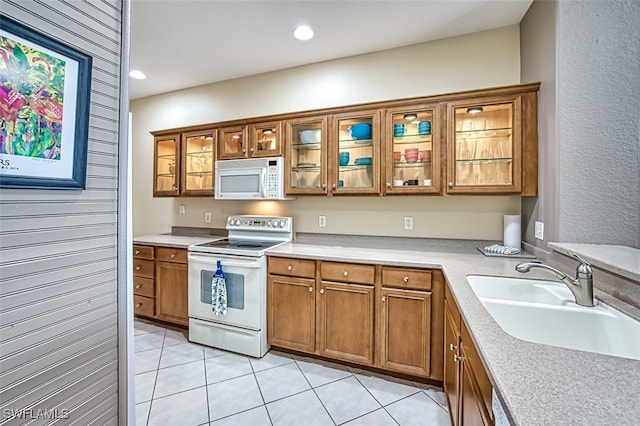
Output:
318,281,374,365
460,352,492,426
444,303,462,426
181,129,215,196
285,116,328,194
378,288,431,377
384,105,441,194
218,125,247,159
446,95,522,194
329,110,381,195
153,133,181,196
267,275,316,353
249,121,282,158
155,261,189,326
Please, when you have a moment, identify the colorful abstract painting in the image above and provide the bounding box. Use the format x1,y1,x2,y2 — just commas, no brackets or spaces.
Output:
0,34,65,160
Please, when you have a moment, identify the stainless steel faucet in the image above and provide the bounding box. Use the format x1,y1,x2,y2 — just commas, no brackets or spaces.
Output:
515,252,595,307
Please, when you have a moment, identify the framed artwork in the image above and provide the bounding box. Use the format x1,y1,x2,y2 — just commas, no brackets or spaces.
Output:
0,14,92,189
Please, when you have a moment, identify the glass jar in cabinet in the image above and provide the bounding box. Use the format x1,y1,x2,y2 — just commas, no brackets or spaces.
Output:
181,129,215,196
446,97,522,193
330,111,381,195
384,105,440,194
217,125,247,160
285,116,328,194
153,133,180,197
249,121,282,158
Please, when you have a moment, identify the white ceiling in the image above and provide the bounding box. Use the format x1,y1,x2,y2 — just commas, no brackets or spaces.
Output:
129,0,533,100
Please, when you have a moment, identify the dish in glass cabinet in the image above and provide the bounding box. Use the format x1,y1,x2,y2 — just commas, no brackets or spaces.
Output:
354,157,372,166
296,162,317,168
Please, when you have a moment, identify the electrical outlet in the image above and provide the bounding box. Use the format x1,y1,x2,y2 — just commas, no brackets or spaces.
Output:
319,215,326,227
404,216,413,230
534,221,544,240
179,204,186,215
204,212,212,223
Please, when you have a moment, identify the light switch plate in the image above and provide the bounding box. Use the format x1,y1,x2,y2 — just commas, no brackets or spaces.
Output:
404,216,413,230
204,212,212,223
319,215,326,227
179,204,186,215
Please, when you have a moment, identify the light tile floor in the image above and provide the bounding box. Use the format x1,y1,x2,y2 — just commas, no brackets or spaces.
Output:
134,319,449,426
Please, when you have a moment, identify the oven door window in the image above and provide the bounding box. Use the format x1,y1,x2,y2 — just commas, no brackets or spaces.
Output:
200,269,245,310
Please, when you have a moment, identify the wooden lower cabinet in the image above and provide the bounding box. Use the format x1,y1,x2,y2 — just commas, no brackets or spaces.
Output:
445,282,494,426
318,281,374,365
267,257,443,381
132,244,189,327
379,288,431,376
267,275,316,352
155,259,189,326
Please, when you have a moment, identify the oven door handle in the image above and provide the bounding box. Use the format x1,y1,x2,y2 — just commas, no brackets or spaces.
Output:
188,253,263,269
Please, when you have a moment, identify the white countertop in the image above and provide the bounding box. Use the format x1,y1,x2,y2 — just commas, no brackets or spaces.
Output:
267,240,640,426
133,234,224,248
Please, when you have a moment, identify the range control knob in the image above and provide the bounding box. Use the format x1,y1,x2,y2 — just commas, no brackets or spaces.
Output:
267,220,272,227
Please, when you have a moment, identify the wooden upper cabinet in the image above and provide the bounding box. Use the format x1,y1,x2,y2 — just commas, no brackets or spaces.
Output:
249,121,283,158
217,125,248,159
329,110,382,195
383,104,442,195
181,129,215,196
153,133,181,197
285,116,329,195
445,88,538,195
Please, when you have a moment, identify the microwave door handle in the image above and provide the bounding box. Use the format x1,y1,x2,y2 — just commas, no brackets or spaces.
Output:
260,168,267,198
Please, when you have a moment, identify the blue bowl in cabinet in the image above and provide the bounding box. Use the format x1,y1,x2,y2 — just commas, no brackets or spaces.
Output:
348,123,372,140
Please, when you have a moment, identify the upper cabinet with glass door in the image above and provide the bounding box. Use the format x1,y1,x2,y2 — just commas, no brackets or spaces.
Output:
286,116,328,194
218,121,283,160
249,121,283,158
181,129,215,196
446,91,538,195
330,110,381,195
153,133,180,197
384,105,441,194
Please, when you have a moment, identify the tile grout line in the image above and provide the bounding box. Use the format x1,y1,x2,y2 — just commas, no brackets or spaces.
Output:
249,354,275,425
293,359,339,425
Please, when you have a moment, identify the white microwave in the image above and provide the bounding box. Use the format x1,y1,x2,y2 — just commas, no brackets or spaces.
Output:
215,157,290,200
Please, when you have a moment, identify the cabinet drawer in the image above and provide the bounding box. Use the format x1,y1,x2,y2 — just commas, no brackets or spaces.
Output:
133,277,155,298
382,267,432,291
321,262,375,285
133,259,155,279
269,257,315,278
156,247,187,263
133,245,154,260
134,295,155,317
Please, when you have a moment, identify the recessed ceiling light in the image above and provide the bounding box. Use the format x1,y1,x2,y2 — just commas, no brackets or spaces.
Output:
129,70,146,80
293,25,314,41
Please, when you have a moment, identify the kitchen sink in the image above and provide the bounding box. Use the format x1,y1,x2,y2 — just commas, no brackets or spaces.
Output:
466,275,640,360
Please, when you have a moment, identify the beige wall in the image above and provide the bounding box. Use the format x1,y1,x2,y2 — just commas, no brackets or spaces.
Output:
131,26,523,239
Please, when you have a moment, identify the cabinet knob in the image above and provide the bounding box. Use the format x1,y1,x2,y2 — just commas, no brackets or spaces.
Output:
135,250,140,255
320,289,325,294
135,285,141,289
136,266,141,271
172,185,178,191
448,181,454,188
321,183,326,189
135,303,142,308
454,354,463,363
386,182,391,188
287,265,293,271
403,276,409,283
309,287,314,292
449,343,458,352
343,271,348,277
242,149,247,153
250,148,255,152
170,253,176,258
332,183,337,190
381,296,386,302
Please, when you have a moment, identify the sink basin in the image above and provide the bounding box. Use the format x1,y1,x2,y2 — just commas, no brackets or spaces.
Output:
466,275,640,360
